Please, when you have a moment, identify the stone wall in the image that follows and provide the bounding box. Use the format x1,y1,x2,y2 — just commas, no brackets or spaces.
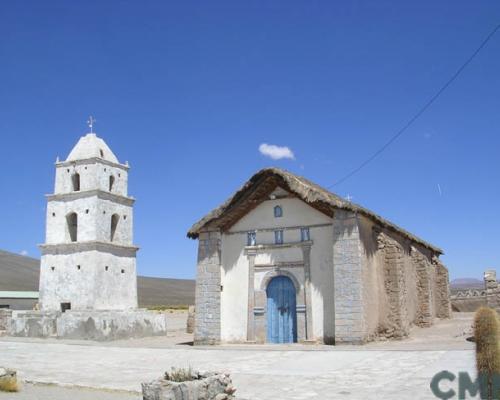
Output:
56,310,167,340
0,310,12,331
194,231,222,345
142,371,235,400
333,210,366,344
8,310,167,340
450,289,486,312
8,311,58,337
484,270,500,313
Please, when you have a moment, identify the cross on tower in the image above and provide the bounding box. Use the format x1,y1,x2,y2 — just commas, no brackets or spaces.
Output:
87,116,96,133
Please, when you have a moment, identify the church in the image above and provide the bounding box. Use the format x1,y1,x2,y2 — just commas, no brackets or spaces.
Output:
188,168,451,345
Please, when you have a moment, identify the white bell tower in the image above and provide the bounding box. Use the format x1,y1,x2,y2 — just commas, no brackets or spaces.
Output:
39,126,138,312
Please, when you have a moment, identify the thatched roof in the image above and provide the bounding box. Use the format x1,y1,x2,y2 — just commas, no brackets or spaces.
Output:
187,167,443,254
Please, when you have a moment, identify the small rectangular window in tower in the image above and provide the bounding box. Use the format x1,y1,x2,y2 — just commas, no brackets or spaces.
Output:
71,173,80,191
275,229,284,245
301,227,310,242
121,269,125,274
66,212,78,242
247,231,256,246
60,302,71,313
111,214,119,241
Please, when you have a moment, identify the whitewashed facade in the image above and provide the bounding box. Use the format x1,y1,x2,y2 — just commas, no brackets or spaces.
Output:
39,133,138,312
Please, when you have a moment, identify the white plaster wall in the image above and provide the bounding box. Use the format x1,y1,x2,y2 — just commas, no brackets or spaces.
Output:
46,197,133,245
40,251,137,311
309,225,335,341
230,197,332,231
220,233,250,342
96,199,133,245
55,162,128,196
220,194,333,342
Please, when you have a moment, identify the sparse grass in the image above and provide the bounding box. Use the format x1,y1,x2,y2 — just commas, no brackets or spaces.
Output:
147,305,190,312
164,367,195,382
0,376,19,392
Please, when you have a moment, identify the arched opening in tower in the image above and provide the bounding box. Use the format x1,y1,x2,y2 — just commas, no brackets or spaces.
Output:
71,173,80,191
111,213,119,242
66,212,78,242
109,175,115,192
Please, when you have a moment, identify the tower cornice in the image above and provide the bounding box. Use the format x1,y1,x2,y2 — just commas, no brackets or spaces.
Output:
56,157,129,171
46,190,135,206
39,241,139,257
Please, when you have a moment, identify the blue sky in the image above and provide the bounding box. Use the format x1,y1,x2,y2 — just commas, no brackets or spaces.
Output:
0,1,499,280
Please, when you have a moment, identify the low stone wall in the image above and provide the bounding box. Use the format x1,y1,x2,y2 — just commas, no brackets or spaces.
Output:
9,311,58,338
142,371,236,400
57,310,167,340
450,289,486,312
8,310,167,340
0,310,12,331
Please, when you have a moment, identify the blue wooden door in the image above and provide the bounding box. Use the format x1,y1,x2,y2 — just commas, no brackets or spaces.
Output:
266,276,297,343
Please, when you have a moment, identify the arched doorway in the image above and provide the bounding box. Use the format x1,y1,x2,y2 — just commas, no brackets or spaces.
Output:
266,276,297,343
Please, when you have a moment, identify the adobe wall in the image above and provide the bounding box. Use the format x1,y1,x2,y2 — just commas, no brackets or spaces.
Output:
358,215,450,341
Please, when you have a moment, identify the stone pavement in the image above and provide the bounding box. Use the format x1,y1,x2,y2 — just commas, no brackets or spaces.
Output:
0,314,476,399
0,339,474,400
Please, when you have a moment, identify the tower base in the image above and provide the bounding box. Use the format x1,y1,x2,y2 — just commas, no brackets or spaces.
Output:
7,309,167,341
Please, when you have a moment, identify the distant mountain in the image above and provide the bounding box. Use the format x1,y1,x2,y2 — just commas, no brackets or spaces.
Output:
450,278,484,290
0,249,195,307
0,250,39,291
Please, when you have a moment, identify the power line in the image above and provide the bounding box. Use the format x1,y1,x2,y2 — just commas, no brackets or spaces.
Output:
329,23,500,188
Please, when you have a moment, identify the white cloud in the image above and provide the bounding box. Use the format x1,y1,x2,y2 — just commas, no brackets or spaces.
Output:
258,143,295,160
20,250,28,256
